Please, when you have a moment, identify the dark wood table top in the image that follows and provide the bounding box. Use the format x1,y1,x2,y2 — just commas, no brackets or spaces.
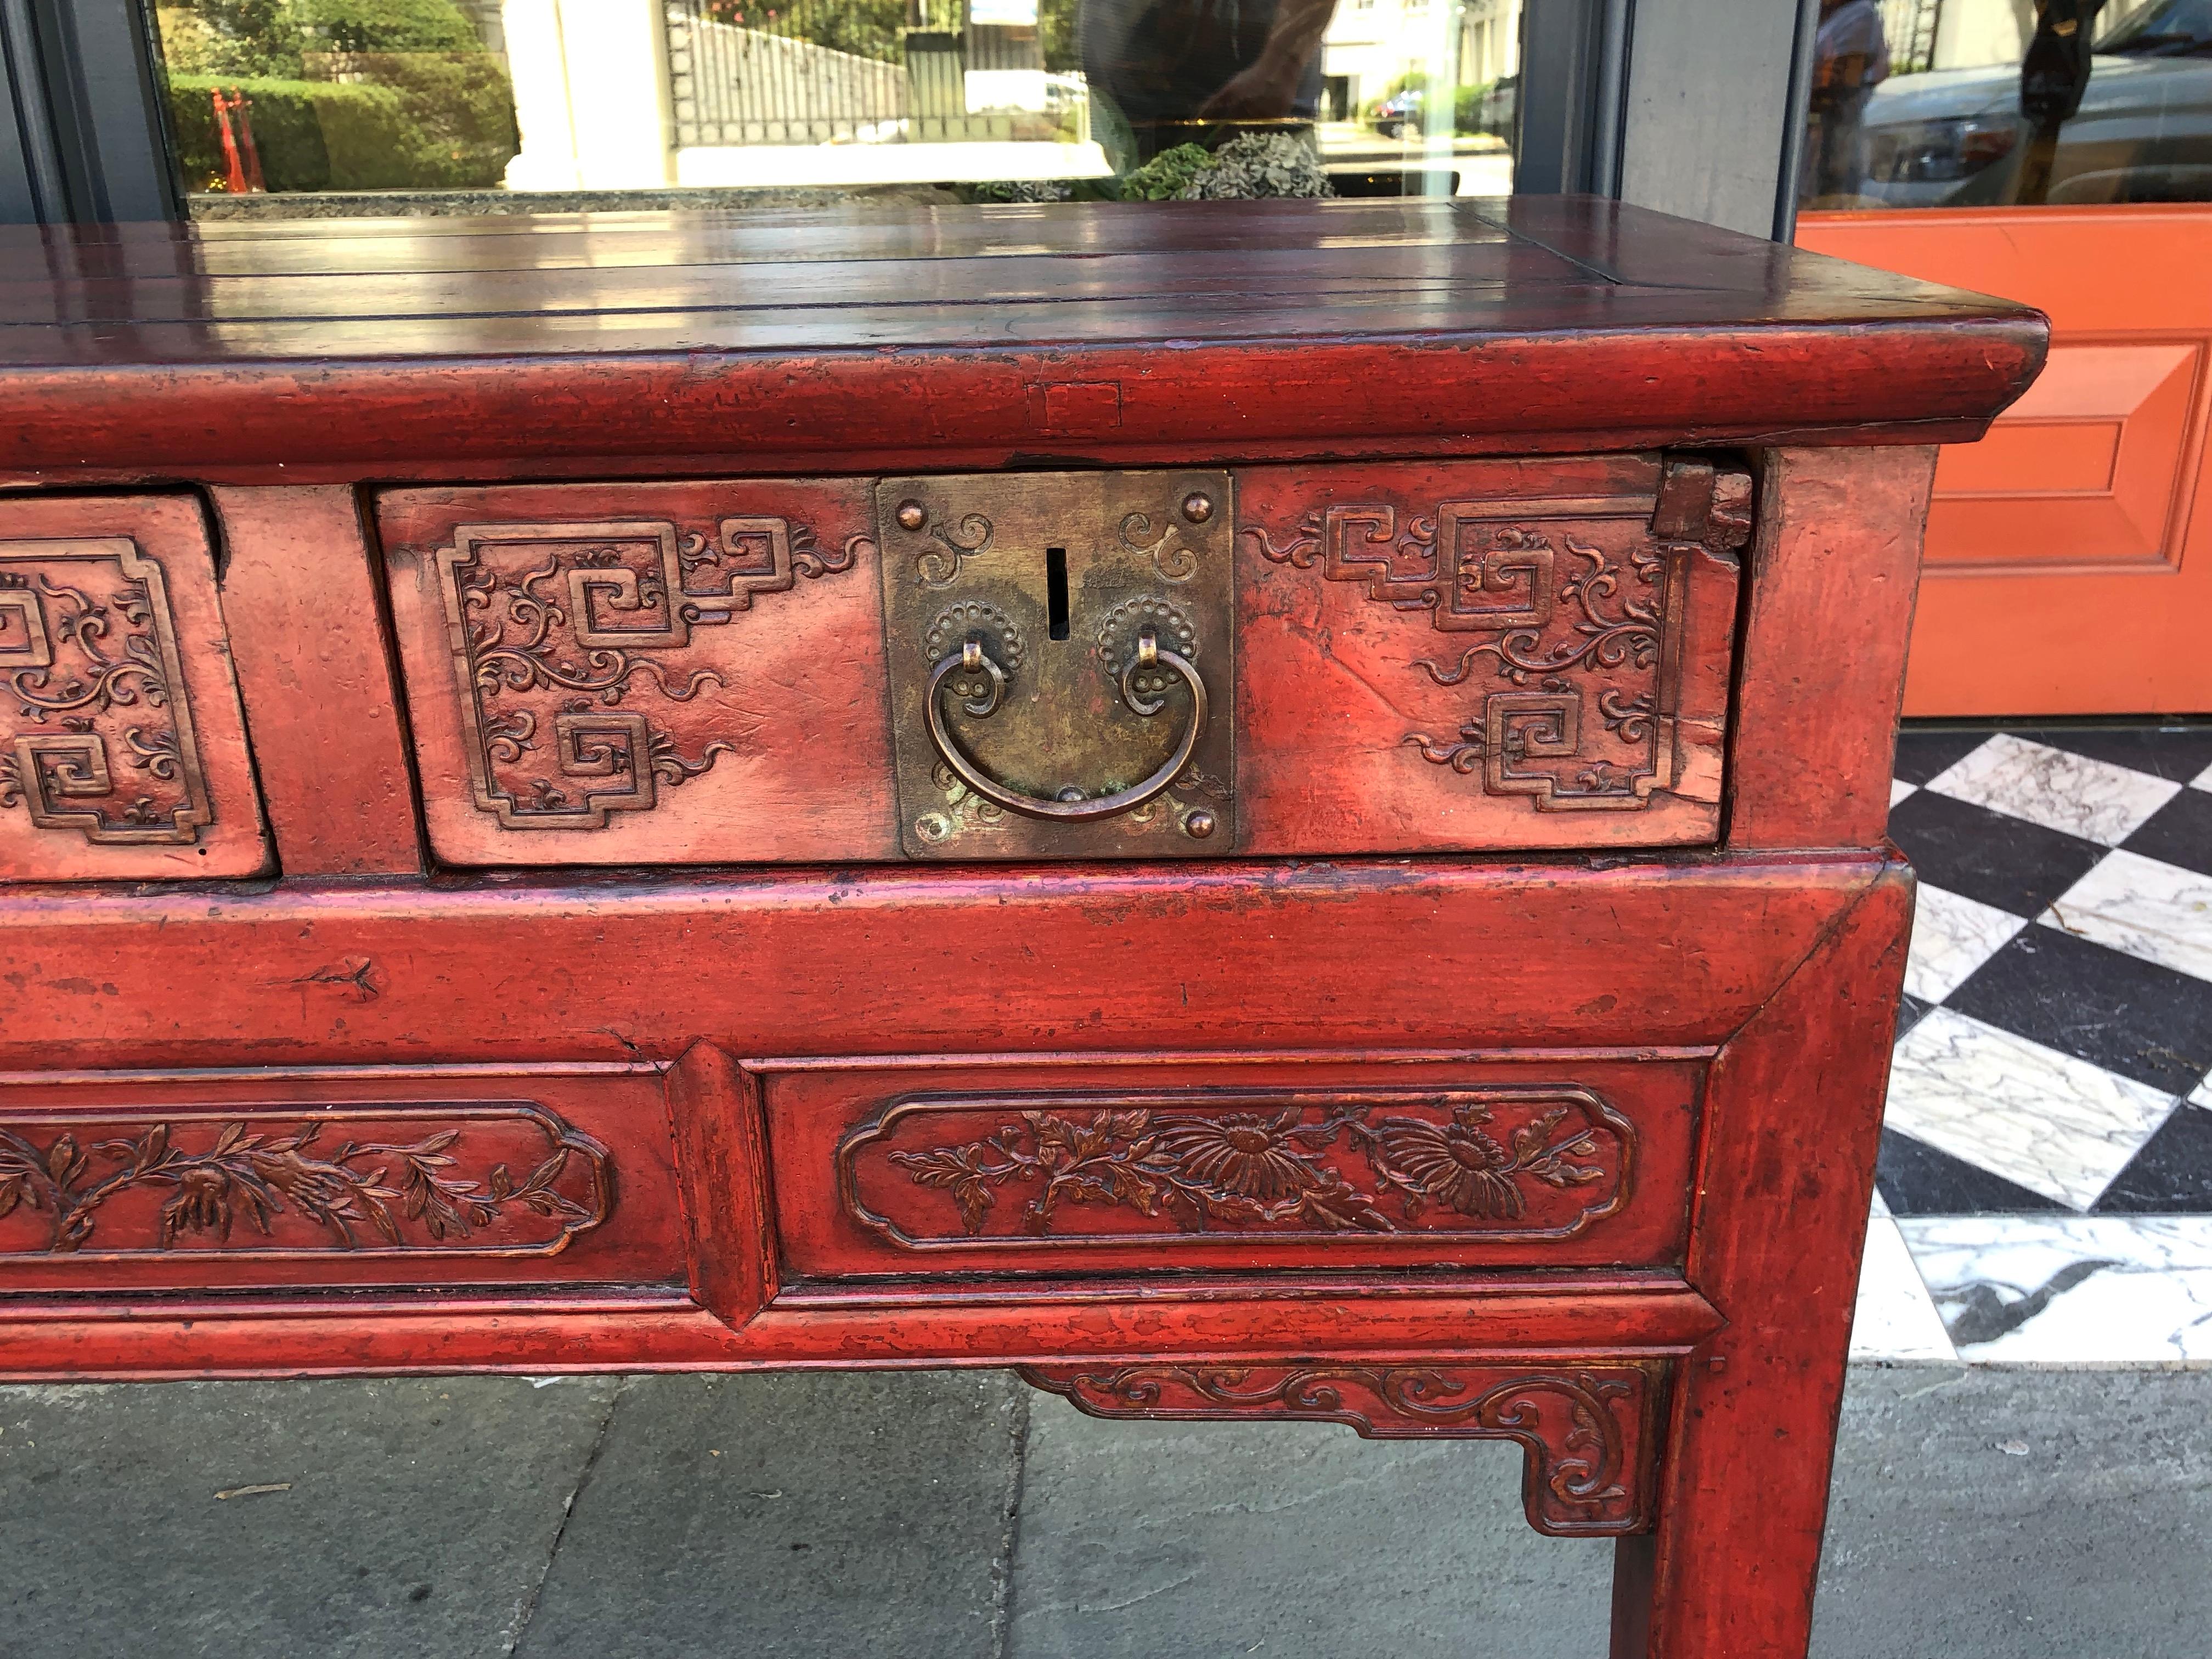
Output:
0,196,2047,484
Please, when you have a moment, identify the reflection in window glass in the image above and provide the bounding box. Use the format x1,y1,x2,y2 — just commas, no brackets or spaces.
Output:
144,0,1521,214
1801,0,2212,210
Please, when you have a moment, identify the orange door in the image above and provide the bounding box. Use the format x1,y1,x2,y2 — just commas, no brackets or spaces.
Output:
1798,207,2212,715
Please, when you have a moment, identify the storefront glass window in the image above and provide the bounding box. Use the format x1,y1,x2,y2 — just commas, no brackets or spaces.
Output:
1800,0,2212,210
143,0,1523,215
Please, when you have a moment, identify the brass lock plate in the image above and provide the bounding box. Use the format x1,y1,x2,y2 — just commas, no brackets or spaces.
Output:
878,469,1236,860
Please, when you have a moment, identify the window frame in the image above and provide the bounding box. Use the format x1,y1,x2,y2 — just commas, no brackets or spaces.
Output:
0,0,1815,236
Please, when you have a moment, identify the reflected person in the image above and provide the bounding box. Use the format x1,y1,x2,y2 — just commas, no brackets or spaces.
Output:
1803,0,1891,204
1080,0,1340,148
2015,0,2108,203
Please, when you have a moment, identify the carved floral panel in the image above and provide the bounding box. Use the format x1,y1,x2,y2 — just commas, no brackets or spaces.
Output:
0,1104,610,1259
839,1087,1635,1251
0,539,212,847
1019,1359,1664,1535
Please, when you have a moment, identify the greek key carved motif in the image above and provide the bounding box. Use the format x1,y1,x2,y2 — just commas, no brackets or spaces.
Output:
842,1088,1634,1250
437,516,868,828
0,540,213,845
1243,503,1557,631
0,1104,610,1259
1017,1361,1661,1535
1245,492,1713,812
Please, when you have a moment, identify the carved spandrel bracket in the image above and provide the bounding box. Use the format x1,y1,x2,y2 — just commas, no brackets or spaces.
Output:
1018,1360,1665,1536
435,516,868,830
0,540,213,845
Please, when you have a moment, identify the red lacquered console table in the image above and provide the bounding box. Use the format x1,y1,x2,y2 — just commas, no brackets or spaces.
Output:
0,197,2043,1657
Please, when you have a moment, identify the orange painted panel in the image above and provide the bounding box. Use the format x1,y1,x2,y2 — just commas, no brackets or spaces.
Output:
1799,207,2212,714
1926,342,2197,567
1937,419,2118,496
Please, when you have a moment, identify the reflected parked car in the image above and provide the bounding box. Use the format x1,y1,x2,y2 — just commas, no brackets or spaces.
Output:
1370,88,1423,139
1477,74,1517,139
1854,0,2212,206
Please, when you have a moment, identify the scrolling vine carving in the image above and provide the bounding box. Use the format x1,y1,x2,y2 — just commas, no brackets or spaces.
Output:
0,540,212,845
842,1088,1634,1249
1017,1362,1659,1535
437,516,867,828
0,1107,610,1257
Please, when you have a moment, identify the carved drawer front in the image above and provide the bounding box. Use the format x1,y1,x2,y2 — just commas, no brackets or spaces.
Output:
0,495,270,881
0,1066,686,1294
1234,453,1744,854
379,458,1739,867
378,478,896,867
761,1055,1705,1280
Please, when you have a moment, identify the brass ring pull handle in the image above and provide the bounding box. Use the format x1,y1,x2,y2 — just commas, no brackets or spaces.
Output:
924,627,1208,823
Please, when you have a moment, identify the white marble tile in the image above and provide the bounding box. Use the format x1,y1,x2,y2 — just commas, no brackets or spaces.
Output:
2194,1074,2212,1111
2193,759,2212,793
1925,733,2180,846
1898,1215,2212,1363
2041,849,2212,985
1889,777,1918,808
1870,1186,1891,1219
1852,1214,1957,1362
1883,1009,2179,1209
1904,885,2028,1005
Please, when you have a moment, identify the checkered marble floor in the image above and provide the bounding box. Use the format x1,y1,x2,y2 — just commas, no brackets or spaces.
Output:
1849,723,2212,1365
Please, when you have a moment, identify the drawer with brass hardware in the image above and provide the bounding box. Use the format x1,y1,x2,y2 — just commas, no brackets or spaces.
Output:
376,453,1743,867
0,495,270,882
758,1053,1707,1281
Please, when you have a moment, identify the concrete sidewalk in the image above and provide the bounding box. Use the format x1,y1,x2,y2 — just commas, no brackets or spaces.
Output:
2,1365,2207,1657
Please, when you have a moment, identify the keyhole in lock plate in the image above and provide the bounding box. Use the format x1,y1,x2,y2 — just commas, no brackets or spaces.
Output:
1046,546,1070,640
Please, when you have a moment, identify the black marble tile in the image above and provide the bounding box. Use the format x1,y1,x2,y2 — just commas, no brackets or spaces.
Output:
1885,789,2107,917
1875,1128,2071,1216
2124,786,2212,882
2020,724,2212,786
1892,726,1995,786
2094,1105,2212,1214
1946,927,2212,1096
1893,991,1935,1039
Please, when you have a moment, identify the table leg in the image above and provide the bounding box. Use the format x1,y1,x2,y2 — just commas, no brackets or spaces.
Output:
1607,865,1911,1658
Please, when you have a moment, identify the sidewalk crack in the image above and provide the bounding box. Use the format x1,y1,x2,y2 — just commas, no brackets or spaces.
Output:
990,1379,1034,1659
504,1374,630,1657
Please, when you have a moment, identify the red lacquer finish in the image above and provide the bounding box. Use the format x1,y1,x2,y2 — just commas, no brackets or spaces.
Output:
212,485,424,876
0,199,2043,488
0,198,2046,1659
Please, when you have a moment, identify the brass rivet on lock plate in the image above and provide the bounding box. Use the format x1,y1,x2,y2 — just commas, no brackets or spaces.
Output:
895,499,927,531
1183,808,1218,839
1181,492,1215,524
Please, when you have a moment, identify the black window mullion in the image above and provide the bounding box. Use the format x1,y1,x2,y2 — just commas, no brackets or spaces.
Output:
0,0,179,225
